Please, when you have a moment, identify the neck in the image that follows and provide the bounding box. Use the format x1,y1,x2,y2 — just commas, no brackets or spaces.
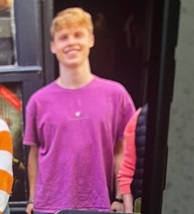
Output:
56,60,94,89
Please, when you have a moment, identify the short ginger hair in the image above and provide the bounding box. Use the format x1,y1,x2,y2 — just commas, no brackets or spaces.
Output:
0,0,13,10
50,7,94,38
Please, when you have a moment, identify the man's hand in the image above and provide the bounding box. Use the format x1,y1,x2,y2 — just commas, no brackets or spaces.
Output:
26,202,34,214
110,201,124,212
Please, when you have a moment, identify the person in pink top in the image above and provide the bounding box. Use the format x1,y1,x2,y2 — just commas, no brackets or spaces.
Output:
23,7,136,214
117,104,148,213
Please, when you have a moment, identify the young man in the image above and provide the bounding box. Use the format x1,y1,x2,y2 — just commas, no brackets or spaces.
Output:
0,119,13,214
23,7,136,214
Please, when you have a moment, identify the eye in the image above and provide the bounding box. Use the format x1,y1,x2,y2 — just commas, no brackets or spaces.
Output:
75,32,83,38
59,34,68,41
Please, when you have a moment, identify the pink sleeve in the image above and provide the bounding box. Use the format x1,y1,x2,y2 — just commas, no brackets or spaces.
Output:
117,108,142,194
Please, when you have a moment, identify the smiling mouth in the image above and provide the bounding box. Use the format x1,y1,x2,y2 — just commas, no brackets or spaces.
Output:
64,50,81,59
65,48,80,54
67,50,79,56
66,49,79,53
65,45,80,52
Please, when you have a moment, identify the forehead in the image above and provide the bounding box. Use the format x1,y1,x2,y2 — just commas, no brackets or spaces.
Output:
53,25,90,36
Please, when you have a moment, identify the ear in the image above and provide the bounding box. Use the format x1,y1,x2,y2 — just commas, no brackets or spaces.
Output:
89,35,95,48
50,41,56,54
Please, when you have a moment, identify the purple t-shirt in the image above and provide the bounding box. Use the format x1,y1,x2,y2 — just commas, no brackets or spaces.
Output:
23,76,135,212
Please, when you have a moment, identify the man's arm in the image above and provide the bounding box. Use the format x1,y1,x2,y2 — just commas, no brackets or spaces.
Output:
117,108,142,213
122,193,133,213
26,146,38,214
114,138,134,213
110,140,125,212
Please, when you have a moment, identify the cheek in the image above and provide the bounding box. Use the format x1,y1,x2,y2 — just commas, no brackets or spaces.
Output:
90,39,94,48
50,43,56,54
51,45,63,55
89,35,95,48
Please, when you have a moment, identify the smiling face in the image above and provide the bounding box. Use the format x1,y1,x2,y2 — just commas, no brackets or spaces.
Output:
50,7,94,69
51,25,94,68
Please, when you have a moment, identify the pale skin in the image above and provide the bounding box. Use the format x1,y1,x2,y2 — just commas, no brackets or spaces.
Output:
117,141,134,214
26,146,38,214
26,24,124,213
123,194,133,213
110,140,125,212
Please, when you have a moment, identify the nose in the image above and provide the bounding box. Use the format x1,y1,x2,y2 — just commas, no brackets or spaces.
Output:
66,35,76,45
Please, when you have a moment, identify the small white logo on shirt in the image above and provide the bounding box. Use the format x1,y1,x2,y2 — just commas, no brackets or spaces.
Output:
75,111,81,117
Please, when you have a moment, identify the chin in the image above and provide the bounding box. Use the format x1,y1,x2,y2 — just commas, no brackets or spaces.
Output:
65,60,83,67
64,62,81,68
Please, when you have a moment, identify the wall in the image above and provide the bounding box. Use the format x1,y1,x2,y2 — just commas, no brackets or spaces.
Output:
162,0,194,213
